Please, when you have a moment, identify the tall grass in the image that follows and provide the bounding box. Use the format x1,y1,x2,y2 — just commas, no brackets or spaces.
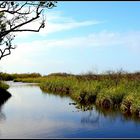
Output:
12,71,140,117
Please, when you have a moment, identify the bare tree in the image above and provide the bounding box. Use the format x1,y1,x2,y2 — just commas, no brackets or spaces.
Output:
0,1,57,60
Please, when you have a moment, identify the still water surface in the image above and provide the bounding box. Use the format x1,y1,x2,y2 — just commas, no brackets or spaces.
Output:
0,81,140,138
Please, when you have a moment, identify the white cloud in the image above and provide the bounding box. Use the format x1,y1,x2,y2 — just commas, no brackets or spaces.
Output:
3,30,140,58
15,30,140,50
15,11,102,38
1,30,140,74
41,20,100,35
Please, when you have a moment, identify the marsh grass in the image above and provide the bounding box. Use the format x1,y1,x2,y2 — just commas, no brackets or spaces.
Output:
0,81,9,90
13,72,140,117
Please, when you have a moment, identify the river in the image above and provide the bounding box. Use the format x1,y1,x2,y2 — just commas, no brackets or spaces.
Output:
0,81,140,138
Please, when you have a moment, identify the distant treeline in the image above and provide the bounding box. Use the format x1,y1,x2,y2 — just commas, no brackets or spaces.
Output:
47,71,140,81
0,72,42,81
0,71,140,81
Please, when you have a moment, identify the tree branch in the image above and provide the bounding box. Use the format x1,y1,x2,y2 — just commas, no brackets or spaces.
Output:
0,1,57,60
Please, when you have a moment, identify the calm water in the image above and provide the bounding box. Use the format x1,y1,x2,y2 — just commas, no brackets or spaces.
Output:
0,81,140,138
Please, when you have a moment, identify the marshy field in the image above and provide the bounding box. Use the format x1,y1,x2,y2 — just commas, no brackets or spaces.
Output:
0,71,140,138
1,71,139,118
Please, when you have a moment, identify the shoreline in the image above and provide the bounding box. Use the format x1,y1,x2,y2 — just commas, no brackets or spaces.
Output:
11,72,140,118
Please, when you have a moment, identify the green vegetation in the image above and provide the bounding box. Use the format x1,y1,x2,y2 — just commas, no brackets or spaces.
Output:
40,72,140,117
0,81,9,90
0,81,11,104
0,72,42,81
0,72,41,98
2,71,140,118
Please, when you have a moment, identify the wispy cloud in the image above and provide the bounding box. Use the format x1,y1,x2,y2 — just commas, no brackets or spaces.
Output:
15,11,102,38
41,20,100,35
15,30,140,50
1,30,140,74
4,31,140,63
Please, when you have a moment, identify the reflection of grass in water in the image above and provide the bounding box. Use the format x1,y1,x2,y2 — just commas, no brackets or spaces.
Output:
0,84,11,123
73,102,140,124
74,102,94,112
95,104,119,117
41,88,70,99
81,110,100,126
69,100,140,124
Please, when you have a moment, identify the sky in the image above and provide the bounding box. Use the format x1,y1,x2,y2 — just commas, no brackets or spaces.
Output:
0,1,140,75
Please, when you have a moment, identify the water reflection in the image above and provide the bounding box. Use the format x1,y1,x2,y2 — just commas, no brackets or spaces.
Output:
6,81,38,88
0,108,6,122
95,105,140,123
1,81,140,138
81,110,99,125
0,90,11,122
41,87,140,124
69,99,140,124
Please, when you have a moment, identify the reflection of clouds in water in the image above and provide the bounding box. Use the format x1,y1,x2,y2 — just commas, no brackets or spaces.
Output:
0,117,91,138
2,81,140,138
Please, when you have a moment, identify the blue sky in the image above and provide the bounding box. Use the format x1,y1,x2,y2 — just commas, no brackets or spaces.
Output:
0,1,140,75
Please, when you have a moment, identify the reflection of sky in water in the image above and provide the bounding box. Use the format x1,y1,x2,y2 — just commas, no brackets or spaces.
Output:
0,82,140,138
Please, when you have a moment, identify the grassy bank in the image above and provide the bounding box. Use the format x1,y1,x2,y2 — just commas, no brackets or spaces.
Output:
12,72,140,117
0,81,11,105
0,72,42,81
0,81,9,90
